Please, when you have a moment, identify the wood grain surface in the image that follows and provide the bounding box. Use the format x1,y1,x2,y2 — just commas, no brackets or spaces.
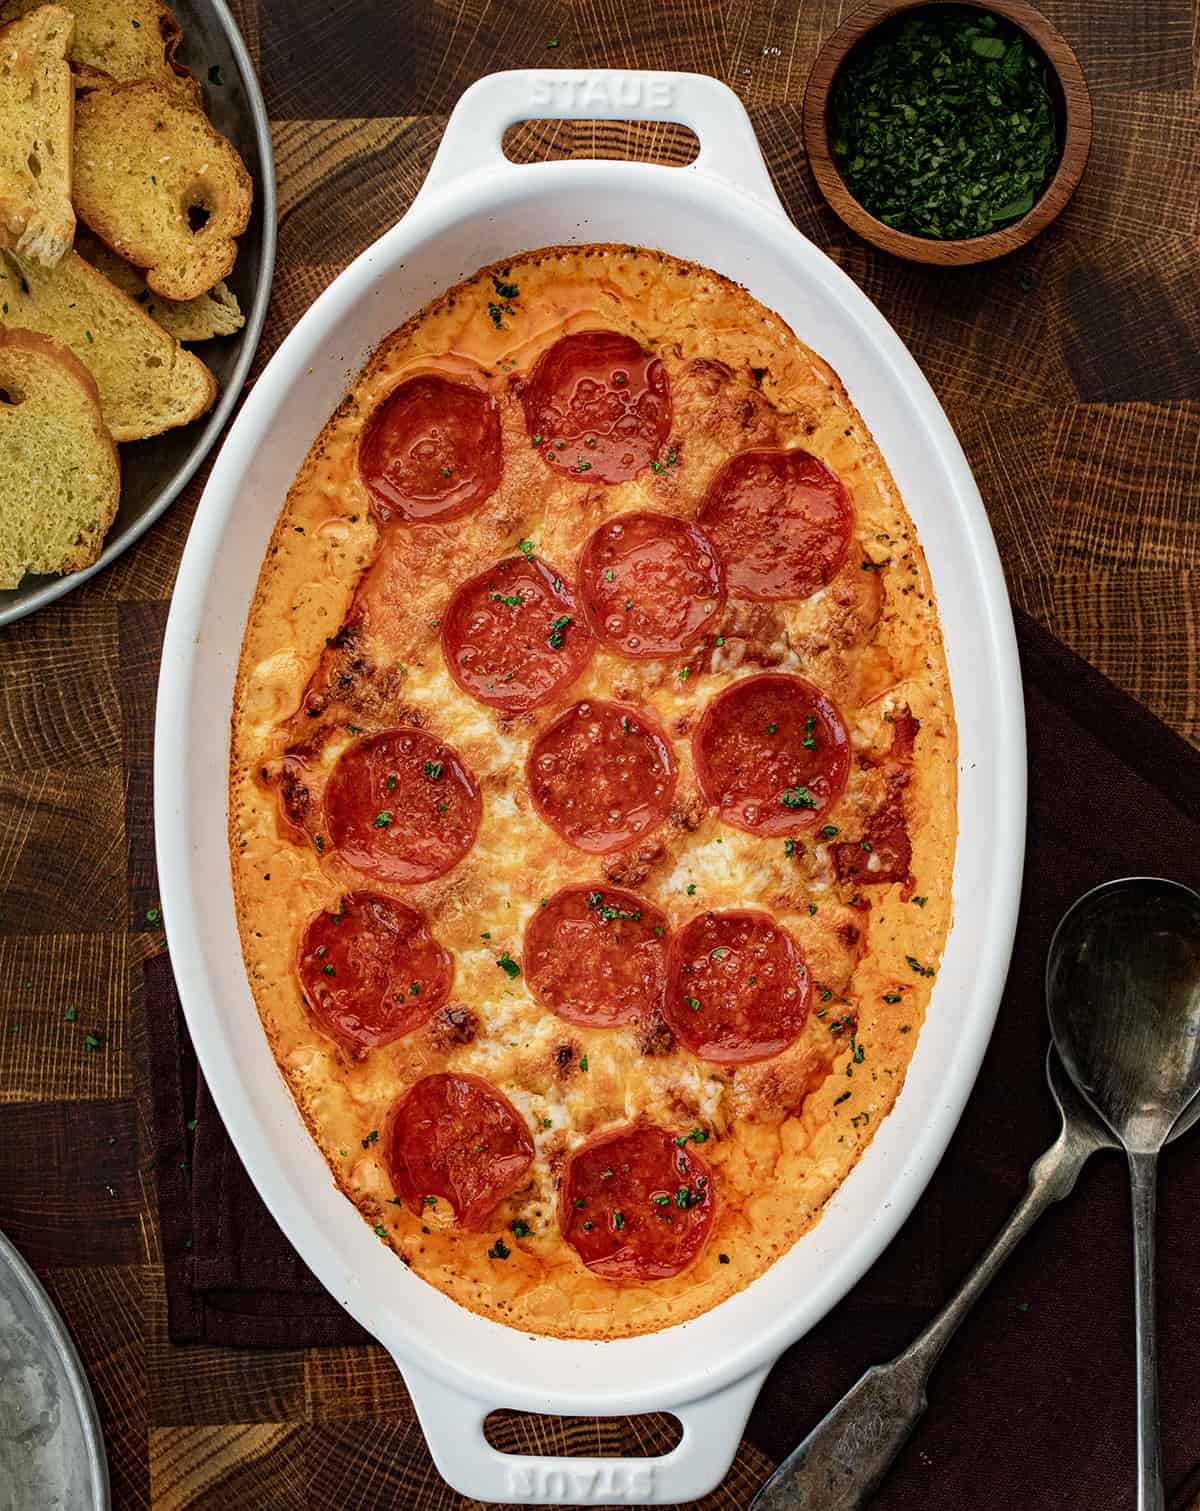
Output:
0,1,1197,1507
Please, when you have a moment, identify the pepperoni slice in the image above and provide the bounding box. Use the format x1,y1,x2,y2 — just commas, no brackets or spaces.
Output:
385,1073,534,1228
440,555,593,714
526,700,677,854
325,728,481,884
296,892,453,1049
694,673,850,836
664,909,809,1064
698,449,852,600
523,886,670,1029
560,1124,714,1280
578,511,725,659
523,330,671,485
359,373,501,524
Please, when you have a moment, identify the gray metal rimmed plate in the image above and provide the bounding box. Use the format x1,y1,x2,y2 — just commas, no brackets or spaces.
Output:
0,1228,109,1511
0,0,277,628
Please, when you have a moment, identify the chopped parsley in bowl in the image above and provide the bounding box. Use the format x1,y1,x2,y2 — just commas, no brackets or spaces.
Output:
829,6,1061,240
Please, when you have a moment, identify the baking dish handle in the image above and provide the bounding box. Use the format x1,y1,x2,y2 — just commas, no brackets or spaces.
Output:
416,69,785,216
402,1360,771,1505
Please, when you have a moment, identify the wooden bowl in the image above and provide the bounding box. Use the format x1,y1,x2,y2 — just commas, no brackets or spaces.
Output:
803,0,1092,265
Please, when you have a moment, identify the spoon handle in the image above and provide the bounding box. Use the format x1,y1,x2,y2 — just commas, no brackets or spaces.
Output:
750,1124,1098,1511
1128,1150,1165,1511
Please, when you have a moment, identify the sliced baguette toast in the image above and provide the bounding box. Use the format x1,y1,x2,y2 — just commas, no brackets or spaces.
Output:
0,5,75,267
0,246,218,440
74,79,252,302
0,0,196,98
0,325,120,588
76,230,244,340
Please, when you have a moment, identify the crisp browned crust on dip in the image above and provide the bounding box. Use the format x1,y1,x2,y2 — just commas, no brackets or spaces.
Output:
230,245,956,1339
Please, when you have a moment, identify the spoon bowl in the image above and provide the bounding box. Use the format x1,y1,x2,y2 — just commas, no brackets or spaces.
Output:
1046,877,1200,1152
1046,875,1200,1511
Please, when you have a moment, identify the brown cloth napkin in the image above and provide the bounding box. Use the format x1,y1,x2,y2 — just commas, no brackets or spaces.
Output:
147,608,1200,1509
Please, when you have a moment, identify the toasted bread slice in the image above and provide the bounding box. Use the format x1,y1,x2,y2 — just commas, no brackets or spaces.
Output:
0,5,75,267
0,0,196,97
74,79,252,302
76,230,243,340
0,247,218,440
0,326,120,588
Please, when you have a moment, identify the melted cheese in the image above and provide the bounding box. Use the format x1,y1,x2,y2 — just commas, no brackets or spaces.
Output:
230,246,957,1339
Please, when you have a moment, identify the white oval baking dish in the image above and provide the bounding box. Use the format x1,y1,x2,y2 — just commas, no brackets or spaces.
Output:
155,70,1025,1506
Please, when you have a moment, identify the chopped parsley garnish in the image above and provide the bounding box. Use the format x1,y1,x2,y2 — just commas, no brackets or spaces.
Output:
686,883,697,896
347,723,363,734
829,8,1060,240
802,714,818,750
84,1032,101,1051
685,997,701,1012
785,838,796,857
907,954,935,977
585,891,641,923
423,759,443,779
487,1237,511,1260
820,824,840,840
883,992,902,1003
65,1004,77,1022
361,1130,379,1147
374,1224,387,1237
652,1193,670,1206
861,839,874,852
780,785,818,810
674,1128,708,1146
409,981,420,996
718,1252,730,1264
386,775,396,791
861,559,888,571
489,591,523,607
372,811,393,828
518,538,535,558
614,1210,625,1230
834,1091,851,1105
322,964,335,977
808,903,818,916
912,895,928,907
766,722,777,734
511,1219,532,1238
497,953,521,979
547,614,572,648
493,276,520,300
579,1054,588,1072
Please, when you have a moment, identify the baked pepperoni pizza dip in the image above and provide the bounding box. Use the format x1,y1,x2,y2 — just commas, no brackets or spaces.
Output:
230,245,957,1340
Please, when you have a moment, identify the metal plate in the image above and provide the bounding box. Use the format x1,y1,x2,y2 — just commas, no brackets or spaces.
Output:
0,0,278,628
0,1229,109,1511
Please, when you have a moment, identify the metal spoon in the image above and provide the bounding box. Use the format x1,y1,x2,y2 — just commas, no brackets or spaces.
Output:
1046,876,1200,1511
751,877,1200,1511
